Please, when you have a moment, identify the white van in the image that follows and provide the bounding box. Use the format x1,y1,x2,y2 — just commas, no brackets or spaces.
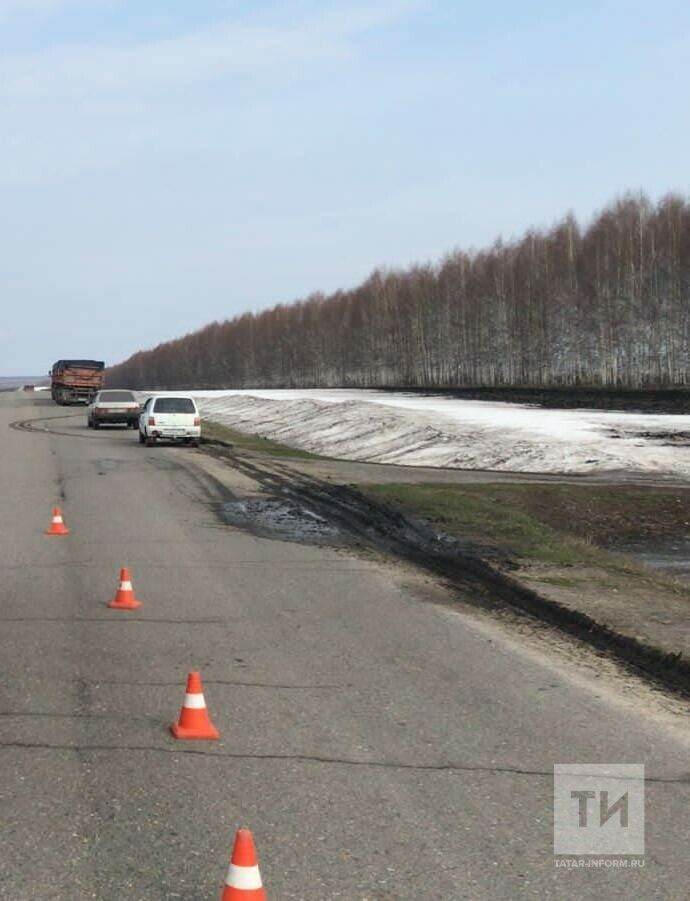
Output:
138,395,201,446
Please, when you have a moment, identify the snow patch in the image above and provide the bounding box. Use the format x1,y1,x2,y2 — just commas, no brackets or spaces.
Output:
143,388,690,476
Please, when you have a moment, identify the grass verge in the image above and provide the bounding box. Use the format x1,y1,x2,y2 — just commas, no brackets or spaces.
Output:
201,419,323,460
362,482,690,596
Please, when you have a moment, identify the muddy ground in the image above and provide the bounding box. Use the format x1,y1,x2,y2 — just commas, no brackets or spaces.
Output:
193,432,690,699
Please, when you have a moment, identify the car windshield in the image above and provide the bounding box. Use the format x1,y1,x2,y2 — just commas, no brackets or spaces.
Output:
98,391,136,402
153,397,195,413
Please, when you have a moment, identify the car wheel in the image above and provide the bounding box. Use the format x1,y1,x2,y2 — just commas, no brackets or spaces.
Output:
191,439,201,448
93,420,100,429
145,436,156,447
138,429,145,444
87,419,93,428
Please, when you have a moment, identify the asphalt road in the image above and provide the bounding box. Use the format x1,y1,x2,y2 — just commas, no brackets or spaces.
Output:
1,392,689,900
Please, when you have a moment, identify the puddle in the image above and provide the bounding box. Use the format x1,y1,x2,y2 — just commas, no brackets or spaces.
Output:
615,538,690,585
221,498,340,544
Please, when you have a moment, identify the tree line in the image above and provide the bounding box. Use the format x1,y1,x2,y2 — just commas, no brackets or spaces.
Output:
107,192,690,390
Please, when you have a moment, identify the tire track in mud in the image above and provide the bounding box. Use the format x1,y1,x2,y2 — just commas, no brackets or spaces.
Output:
9,413,117,441
203,441,690,700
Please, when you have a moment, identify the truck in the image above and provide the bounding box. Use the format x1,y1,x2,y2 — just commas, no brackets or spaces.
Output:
50,359,105,405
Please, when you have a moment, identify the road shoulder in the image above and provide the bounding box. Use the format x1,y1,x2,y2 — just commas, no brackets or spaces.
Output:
195,423,690,697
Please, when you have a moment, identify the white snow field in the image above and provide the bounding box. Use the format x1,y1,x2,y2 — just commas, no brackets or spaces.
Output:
152,388,690,476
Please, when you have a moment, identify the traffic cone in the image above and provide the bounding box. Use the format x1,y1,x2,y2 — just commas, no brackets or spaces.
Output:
46,506,69,536
221,828,266,900
170,671,220,740
107,567,142,610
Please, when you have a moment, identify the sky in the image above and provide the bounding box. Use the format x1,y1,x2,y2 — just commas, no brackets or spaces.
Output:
2,0,690,375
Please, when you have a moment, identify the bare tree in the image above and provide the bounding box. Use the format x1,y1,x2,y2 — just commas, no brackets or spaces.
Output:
107,193,690,391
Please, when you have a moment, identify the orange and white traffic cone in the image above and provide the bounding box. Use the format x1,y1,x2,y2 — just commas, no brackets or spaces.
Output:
46,506,69,536
221,828,266,900
170,671,220,740
107,567,142,610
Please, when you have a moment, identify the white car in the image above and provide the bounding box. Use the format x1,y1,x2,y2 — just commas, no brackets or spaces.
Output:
138,395,201,446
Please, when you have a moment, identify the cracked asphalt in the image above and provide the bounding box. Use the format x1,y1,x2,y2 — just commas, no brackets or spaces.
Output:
1,392,689,900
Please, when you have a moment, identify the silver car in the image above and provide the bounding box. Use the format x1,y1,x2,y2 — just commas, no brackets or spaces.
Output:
87,389,140,429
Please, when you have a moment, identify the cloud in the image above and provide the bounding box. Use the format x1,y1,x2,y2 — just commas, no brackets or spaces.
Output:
0,0,428,189
0,1,423,101
0,0,76,21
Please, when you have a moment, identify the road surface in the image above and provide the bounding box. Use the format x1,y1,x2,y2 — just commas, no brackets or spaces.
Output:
1,392,688,899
